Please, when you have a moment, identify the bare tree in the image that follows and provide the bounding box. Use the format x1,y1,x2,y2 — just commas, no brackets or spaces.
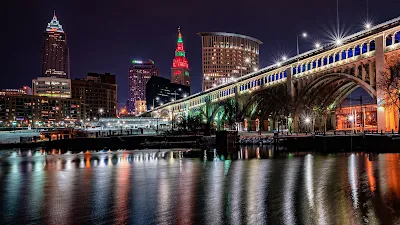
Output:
378,59,400,133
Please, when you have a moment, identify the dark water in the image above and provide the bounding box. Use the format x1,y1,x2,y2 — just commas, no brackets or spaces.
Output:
1,148,400,225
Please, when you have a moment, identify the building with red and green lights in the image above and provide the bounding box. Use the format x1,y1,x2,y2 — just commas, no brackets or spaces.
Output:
171,27,190,87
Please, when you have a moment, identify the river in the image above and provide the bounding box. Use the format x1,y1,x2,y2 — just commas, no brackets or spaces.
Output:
0,147,399,224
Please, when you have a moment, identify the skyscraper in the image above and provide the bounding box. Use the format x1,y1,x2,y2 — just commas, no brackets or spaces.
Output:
198,32,262,90
171,27,190,87
41,11,69,78
128,60,158,114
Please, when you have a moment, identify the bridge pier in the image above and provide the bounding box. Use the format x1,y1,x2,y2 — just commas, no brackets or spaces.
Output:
375,35,388,132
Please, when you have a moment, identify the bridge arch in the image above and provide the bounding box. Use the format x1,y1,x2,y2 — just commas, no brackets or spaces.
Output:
296,73,376,110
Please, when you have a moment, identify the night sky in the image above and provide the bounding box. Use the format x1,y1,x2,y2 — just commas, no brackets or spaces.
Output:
2,0,400,105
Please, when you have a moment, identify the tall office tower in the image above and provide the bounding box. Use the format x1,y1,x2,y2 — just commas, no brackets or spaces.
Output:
171,27,190,87
198,32,262,91
41,11,70,78
128,60,158,114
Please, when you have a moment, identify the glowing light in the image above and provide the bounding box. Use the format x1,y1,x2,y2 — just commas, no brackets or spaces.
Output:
282,55,288,61
348,115,354,121
132,60,143,64
302,32,308,38
364,23,372,29
314,42,321,48
253,68,258,72
276,61,282,66
172,27,189,69
304,117,311,123
205,76,210,80
98,108,104,113
245,58,250,63
335,39,343,45
183,94,188,98
213,84,216,87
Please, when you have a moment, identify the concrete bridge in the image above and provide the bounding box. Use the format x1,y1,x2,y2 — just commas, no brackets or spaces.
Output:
145,17,400,132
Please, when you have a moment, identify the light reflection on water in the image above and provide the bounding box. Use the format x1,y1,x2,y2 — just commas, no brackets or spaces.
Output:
0,148,400,225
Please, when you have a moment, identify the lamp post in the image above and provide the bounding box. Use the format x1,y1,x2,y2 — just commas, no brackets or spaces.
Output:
297,32,308,55
240,57,251,77
304,117,311,133
153,97,160,109
172,88,182,101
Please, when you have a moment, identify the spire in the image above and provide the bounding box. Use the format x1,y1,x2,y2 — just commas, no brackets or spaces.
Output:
46,10,64,33
172,27,189,69
177,26,183,43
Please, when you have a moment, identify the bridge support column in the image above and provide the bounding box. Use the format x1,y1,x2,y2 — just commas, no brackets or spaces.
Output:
268,118,274,132
292,115,300,132
361,63,367,81
286,67,295,97
369,60,375,87
375,35,387,131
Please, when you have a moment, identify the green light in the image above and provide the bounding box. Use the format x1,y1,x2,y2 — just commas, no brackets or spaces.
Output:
176,52,185,57
132,60,143,64
185,71,189,76
177,37,183,43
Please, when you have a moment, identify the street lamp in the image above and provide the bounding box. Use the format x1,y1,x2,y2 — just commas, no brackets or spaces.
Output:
241,57,251,76
297,32,308,55
304,117,311,132
335,38,343,46
153,97,160,109
364,22,372,29
314,42,321,48
172,88,182,101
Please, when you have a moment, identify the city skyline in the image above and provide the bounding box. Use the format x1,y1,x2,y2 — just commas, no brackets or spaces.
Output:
3,0,400,104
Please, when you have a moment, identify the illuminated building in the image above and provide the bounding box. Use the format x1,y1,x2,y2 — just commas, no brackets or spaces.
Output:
135,100,147,115
0,95,82,127
335,104,377,131
41,11,69,78
71,73,117,119
128,60,158,114
145,76,189,110
0,86,32,96
32,77,72,98
198,32,262,90
171,27,190,87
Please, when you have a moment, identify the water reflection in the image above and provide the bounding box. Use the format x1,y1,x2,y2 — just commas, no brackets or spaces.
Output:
0,147,400,224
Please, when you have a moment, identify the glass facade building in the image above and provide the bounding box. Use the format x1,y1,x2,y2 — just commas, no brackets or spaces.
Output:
128,60,158,114
198,32,262,90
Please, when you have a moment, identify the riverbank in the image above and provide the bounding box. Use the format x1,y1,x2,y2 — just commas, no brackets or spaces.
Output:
277,134,400,152
0,134,215,150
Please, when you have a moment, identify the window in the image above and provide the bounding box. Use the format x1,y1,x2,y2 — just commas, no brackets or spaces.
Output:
341,50,347,60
